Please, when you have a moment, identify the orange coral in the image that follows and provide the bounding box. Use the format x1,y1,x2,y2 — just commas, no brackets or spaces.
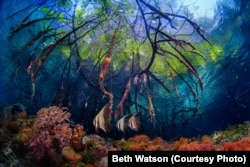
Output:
128,142,146,151
145,145,162,151
127,135,150,151
85,164,95,167
128,134,149,143
71,124,85,152
151,137,166,146
174,137,189,149
145,137,170,151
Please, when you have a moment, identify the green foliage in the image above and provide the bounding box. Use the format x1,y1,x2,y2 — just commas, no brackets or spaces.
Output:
58,13,65,23
209,45,223,62
167,57,188,74
57,0,71,7
75,9,84,24
10,0,213,95
60,45,71,57
41,0,209,78
79,45,90,60
41,7,50,14
151,55,167,75
76,9,84,16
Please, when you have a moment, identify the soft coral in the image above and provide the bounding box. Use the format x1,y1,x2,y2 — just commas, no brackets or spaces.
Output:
26,106,72,160
223,137,250,151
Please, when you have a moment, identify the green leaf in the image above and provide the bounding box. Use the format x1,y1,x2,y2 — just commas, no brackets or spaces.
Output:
76,9,84,16
41,7,50,14
58,13,65,23
60,45,71,57
209,45,223,62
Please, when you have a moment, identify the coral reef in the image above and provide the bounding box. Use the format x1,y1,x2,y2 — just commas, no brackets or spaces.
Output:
145,137,171,151
80,135,109,165
126,134,150,150
16,127,32,144
62,146,82,167
71,124,85,151
1,103,30,134
223,137,250,151
25,106,72,160
1,104,250,167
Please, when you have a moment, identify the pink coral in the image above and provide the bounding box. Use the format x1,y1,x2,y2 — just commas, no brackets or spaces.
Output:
26,106,72,160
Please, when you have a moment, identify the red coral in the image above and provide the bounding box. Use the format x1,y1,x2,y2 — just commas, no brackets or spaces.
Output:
223,137,250,151
178,141,200,151
197,141,214,151
145,137,171,151
26,106,72,160
175,137,214,151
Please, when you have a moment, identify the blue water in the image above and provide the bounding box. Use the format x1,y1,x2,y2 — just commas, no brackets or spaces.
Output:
0,0,249,140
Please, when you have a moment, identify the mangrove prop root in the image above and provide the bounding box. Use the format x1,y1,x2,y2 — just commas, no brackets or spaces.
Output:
98,23,120,107
26,44,56,82
114,78,131,119
144,89,155,122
